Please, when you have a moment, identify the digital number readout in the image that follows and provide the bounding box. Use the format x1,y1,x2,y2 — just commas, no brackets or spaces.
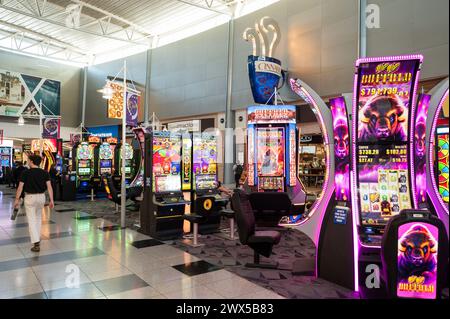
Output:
360,88,410,97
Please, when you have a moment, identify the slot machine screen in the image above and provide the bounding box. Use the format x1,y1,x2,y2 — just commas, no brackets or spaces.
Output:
100,160,112,174
193,133,217,177
152,132,182,193
155,175,181,193
358,144,411,226
195,174,218,190
256,128,285,177
354,57,421,228
125,167,131,174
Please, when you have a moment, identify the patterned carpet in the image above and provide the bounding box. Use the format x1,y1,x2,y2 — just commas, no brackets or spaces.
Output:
171,228,359,299
50,196,357,298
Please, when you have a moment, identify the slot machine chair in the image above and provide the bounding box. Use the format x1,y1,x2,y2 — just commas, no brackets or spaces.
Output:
103,176,140,212
182,196,222,247
381,209,449,299
232,190,281,269
249,192,299,228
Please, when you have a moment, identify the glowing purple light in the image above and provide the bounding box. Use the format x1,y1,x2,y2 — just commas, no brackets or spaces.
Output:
429,89,449,215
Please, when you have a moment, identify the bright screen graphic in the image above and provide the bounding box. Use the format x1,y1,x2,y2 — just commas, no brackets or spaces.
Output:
193,133,218,190
414,94,430,204
437,132,449,203
358,144,411,226
256,128,284,177
356,60,419,143
152,132,182,193
77,143,92,160
99,143,113,160
355,57,421,226
330,97,350,202
397,223,438,299
0,147,11,167
182,137,192,191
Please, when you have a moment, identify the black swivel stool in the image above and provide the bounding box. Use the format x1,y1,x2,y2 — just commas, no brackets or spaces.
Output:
182,196,220,247
216,207,237,240
232,189,281,269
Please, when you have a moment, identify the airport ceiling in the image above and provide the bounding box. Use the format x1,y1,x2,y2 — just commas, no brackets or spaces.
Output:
0,0,277,66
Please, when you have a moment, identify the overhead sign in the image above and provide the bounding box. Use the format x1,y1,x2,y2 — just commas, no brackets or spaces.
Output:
167,120,200,132
247,105,296,124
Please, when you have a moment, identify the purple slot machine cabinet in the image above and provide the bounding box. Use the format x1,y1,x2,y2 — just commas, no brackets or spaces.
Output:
427,79,449,236
351,55,424,296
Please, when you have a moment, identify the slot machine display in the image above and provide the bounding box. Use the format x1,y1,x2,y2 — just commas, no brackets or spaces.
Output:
192,132,219,195
31,139,58,172
351,55,424,296
139,131,187,240
0,147,12,168
74,142,94,191
352,56,423,245
246,105,307,207
115,143,135,185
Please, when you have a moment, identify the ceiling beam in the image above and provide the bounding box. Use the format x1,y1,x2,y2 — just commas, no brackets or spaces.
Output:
0,0,151,46
173,0,231,15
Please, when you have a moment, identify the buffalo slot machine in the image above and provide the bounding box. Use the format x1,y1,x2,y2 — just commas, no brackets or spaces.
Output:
436,124,449,204
352,56,423,246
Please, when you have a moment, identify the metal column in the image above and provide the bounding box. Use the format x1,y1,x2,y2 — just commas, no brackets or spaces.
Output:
224,16,235,185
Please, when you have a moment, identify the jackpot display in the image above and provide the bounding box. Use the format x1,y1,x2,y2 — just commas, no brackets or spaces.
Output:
193,133,218,190
152,132,182,193
397,223,439,299
353,56,422,228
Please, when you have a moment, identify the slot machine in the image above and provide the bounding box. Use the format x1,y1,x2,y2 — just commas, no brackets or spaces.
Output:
246,105,307,215
0,147,12,168
98,142,114,176
348,55,446,298
139,131,187,240
73,142,94,194
115,143,135,186
189,132,227,234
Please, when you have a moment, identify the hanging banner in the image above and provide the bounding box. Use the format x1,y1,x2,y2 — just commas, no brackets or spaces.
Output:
42,118,60,139
70,133,82,146
0,69,61,118
126,91,139,127
107,82,140,127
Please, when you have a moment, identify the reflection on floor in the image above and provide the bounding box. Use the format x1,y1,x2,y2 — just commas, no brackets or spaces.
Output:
172,230,358,299
0,185,282,299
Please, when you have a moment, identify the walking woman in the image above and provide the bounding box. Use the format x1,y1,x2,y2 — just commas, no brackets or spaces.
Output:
14,154,54,252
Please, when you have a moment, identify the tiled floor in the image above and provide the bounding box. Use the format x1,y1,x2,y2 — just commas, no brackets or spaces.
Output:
0,185,284,299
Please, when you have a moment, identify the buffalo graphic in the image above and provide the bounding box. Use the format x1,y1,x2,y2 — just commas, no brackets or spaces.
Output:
334,122,349,159
398,225,437,283
359,95,408,142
